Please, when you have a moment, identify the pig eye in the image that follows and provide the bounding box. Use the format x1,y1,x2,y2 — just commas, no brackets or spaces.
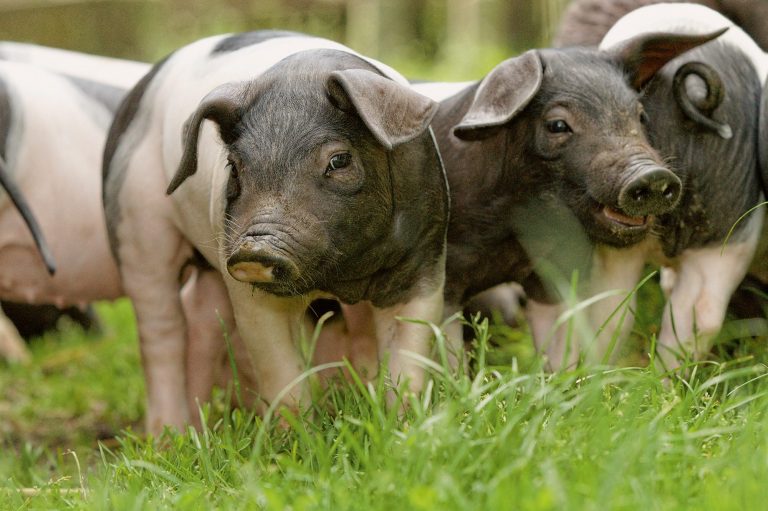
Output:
325,152,352,175
227,159,239,178
226,159,240,200
640,110,649,125
545,119,571,134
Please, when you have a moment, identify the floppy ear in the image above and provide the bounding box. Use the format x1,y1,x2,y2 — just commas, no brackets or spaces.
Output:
602,28,728,90
453,50,542,140
166,82,255,195
326,69,438,150
0,157,55,274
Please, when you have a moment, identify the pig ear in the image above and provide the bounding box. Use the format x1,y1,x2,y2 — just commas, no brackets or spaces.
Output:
326,69,438,150
167,82,254,195
603,28,728,90
0,157,55,274
453,51,542,140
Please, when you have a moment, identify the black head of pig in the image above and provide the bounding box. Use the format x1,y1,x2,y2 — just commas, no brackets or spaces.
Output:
167,49,447,307
451,29,726,248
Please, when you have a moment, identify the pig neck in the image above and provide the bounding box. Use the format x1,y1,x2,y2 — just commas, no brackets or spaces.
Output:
432,85,546,306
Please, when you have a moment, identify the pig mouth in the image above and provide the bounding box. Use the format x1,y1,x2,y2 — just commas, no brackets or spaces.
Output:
595,204,649,229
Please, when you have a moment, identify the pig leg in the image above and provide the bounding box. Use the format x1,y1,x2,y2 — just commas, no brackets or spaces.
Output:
526,241,647,371
0,308,29,363
182,268,237,428
307,302,379,383
658,211,763,370
223,279,309,413
114,147,195,434
441,302,466,370
373,279,444,393
119,231,193,435
330,302,382,379
585,244,649,363
526,299,579,371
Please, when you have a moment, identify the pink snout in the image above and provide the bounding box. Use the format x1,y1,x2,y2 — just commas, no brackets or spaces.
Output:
226,241,297,284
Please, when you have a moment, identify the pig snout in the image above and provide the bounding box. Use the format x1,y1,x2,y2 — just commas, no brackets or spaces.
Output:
226,238,298,285
618,163,681,217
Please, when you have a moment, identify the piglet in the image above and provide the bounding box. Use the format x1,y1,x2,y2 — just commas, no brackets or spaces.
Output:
103,31,448,433
411,28,725,369
596,4,768,369
0,44,151,353
0,57,136,360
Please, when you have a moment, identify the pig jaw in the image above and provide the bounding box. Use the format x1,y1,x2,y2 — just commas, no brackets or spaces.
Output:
544,136,680,248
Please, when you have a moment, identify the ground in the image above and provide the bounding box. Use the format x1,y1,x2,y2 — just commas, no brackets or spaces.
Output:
1,280,768,510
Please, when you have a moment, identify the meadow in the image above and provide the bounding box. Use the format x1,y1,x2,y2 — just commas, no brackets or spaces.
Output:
1,2,767,509
2,280,768,510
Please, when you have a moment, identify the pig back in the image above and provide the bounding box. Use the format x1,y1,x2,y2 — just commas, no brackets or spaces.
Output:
642,42,762,257
553,0,768,50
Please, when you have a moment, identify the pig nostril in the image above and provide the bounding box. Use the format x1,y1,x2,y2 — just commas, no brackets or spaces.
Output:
619,166,680,216
227,244,295,284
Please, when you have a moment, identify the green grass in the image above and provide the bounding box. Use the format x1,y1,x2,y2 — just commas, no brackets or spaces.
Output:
2,291,768,510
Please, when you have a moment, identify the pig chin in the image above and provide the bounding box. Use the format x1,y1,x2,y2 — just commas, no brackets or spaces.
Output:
581,197,651,247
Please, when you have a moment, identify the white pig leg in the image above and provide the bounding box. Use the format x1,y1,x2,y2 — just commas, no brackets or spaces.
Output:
223,280,309,413
182,268,236,428
373,280,444,393
331,302,383,380
441,302,466,370
585,243,648,364
658,211,763,370
526,299,579,371
0,308,29,363
118,226,193,435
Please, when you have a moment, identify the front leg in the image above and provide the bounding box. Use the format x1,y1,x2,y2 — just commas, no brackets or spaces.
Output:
0,308,28,363
182,268,239,427
223,278,309,414
373,279,444,393
585,243,649,364
119,234,193,435
526,299,579,371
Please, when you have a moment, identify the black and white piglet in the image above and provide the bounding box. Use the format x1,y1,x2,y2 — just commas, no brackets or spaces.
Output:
595,4,768,368
410,26,725,369
103,32,449,433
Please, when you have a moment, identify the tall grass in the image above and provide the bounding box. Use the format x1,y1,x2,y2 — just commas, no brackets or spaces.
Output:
2,292,768,510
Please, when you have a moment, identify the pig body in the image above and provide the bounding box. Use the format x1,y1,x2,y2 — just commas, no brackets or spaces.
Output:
412,27,727,369
103,32,448,433
554,0,768,51
0,42,148,90
596,4,768,368
0,58,135,360
0,44,151,355
0,62,125,307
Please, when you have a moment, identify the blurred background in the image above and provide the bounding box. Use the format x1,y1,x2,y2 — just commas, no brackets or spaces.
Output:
0,0,569,80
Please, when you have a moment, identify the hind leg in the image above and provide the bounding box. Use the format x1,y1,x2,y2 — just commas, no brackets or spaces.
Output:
658,212,762,370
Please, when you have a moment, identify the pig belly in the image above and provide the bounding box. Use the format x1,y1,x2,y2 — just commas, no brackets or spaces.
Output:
0,241,121,307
